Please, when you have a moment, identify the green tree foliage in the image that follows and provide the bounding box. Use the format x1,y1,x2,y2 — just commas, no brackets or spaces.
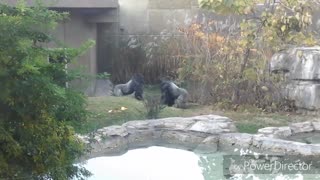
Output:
199,0,317,49
0,2,94,179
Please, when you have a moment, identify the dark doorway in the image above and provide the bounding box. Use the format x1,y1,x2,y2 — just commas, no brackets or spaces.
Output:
96,23,118,74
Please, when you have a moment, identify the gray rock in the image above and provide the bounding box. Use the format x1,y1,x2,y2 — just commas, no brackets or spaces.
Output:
312,121,320,131
190,121,227,134
252,136,309,155
194,135,219,153
97,126,128,137
79,116,320,160
159,131,206,150
271,47,320,80
151,118,195,130
284,82,320,110
219,133,253,151
89,136,129,157
257,127,279,135
189,115,237,133
93,79,113,97
257,122,320,145
310,145,320,155
127,130,155,149
123,120,150,130
270,51,292,73
257,126,291,138
290,121,314,133
270,47,320,111
199,114,232,121
274,126,292,138
80,114,237,159
287,47,320,80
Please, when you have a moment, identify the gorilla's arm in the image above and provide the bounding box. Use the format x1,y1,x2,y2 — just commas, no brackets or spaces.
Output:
131,74,144,100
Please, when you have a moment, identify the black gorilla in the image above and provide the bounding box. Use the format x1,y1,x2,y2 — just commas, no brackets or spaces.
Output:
113,74,144,100
160,80,188,108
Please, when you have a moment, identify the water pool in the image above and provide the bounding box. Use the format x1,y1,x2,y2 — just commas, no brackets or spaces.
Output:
83,146,204,180
79,146,320,180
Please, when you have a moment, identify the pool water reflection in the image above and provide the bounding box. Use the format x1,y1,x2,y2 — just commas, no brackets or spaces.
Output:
81,146,320,180
83,146,204,180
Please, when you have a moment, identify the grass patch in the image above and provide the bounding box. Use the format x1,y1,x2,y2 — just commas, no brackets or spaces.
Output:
77,89,318,134
215,111,316,133
235,122,265,134
78,96,210,134
78,96,145,134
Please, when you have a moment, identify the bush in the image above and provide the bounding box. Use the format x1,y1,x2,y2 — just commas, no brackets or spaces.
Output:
109,35,182,84
148,0,318,112
0,2,93,179
143,95,165,119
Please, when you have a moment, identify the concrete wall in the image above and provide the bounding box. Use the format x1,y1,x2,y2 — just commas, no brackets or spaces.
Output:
46,8,119,95
45,10,98,76
43,10,98,95
118,0,199,35
5,0,118,8
97,23,119,74
108,0,215,83
4,0,120,96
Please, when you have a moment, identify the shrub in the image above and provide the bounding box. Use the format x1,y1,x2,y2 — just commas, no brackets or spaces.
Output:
0,2,93,179
143,95,165,119
149,0,318,111
109,35,182,84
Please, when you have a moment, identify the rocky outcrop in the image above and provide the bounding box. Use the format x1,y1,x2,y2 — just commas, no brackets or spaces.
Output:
270,47,320,111
93,79,114,97
270,47,320,80
258,121,320,138
251,135,320,156
85,79,113,97
290,121,314,133
79,115,320,161
79,115,237,159
257,126,292,138
313,122,320,131
257,121,320,146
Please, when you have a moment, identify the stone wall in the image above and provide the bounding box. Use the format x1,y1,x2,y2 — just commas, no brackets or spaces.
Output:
78,115,320,161
78,114,238,159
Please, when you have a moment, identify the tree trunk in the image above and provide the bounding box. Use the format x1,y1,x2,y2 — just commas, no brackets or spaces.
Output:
232,47,250,105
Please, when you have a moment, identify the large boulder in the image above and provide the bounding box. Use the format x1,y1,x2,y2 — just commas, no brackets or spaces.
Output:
284,82,320,110
270,47,320,80
270,46,320,110
93,79,114,97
